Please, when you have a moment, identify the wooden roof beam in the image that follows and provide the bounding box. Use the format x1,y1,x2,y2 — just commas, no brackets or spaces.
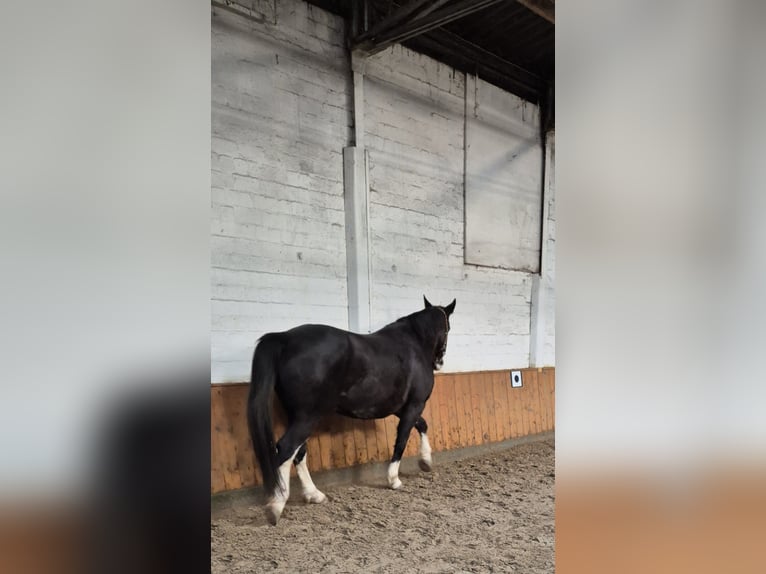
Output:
515,0,555,24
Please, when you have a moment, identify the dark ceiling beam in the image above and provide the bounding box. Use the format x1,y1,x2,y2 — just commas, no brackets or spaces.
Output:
521,30,554,57
515,0,555,24
353,0,508,56
418,27,546,97
410,0,453,21
356,0,436,42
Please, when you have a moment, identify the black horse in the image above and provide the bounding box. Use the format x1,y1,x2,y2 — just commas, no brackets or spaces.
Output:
248,296,455,525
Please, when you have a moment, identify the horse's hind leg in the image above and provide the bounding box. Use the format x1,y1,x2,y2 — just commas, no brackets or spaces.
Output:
266,418,315,525
293,443,327,504
414,416,433,472
387,404,423,490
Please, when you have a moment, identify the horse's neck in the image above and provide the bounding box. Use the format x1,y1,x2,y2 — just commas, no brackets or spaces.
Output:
406,314,439,351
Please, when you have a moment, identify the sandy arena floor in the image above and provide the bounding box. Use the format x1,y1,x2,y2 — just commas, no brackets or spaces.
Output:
212,438,554,573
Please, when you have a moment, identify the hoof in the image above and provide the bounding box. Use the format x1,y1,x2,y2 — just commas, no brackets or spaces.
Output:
390,478,403,490
265,500,285,526
303,490,327,504
266,507,279,526
418,459,433,472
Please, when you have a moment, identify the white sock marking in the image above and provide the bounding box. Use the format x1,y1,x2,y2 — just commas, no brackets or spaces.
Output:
295,456,326,503
266,447,299,522
419,433,432,469
387,460,402,490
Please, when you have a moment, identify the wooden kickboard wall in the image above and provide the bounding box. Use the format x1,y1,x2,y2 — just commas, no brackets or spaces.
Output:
211,368,555,494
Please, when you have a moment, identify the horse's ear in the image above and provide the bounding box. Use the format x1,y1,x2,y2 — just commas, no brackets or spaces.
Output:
423,295,432,308
444,299,456,315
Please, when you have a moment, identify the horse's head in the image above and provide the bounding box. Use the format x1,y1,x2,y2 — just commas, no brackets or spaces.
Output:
423,295,456,371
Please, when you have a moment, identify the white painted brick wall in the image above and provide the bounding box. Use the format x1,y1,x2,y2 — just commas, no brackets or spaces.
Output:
211,0,555,381
211,2,350,382
363,45,538,372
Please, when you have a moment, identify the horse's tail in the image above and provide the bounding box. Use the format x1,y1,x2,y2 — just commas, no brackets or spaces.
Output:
248,333,285,495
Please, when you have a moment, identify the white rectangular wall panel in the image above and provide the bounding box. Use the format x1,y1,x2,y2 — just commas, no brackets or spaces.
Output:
464,75,543,272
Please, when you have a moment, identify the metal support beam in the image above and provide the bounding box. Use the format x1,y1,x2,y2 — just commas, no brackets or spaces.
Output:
354,0,507,56
356,0,437,45
422,28,545,95
515,0,555,24
409,0,453,21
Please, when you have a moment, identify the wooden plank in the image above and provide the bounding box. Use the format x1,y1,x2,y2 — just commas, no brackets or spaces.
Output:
479,372,492,443
342,416,357,467
485,372,499,443
457,374,475,446
220,386,257,490
219,387,242,490
505,371,521,438
533,369,544,434
469,373,485,444
537,369,550,432
489,372,502,441
448,374,463,447
306,434,323,474
463,374,477,445
315,417,333,471
374,417,391,462
462,374,474,445
352,419,369,465
492,373,506,441
551,368,557,429
533,369,546,432
500,371,516,438
437,375,453,450
427,381,444,452
219,392,243,491
541,368,552,431
330,415,346,469
363,418,380,463
519,370,533,435
445,374,462,449
210,387,229,493
536,368,548,433
420,394,433,446
478,374,490,444
451,373,468,447
522,372,534,436
510,374,527,437
496,371,513,441
525,370,540,435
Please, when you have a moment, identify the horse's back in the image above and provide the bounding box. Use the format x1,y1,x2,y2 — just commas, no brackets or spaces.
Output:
266,324,350,409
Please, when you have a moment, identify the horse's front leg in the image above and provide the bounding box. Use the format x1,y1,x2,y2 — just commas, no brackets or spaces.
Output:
387,405,423,490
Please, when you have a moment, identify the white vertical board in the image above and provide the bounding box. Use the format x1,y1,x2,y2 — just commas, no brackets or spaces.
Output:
464,75,542,272
529,132,556,367
343,146,371,333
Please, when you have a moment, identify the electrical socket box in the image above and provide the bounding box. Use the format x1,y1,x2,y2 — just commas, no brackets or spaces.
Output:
510,370,522,388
